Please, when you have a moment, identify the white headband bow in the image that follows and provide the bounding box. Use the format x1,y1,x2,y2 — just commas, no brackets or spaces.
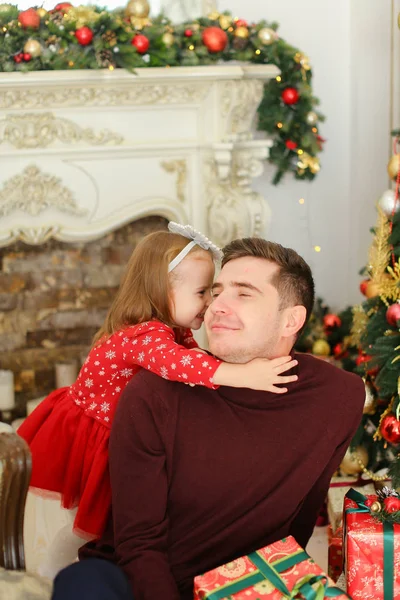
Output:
167,222,222,272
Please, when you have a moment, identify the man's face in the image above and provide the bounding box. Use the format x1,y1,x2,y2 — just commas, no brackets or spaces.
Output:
204,256,287,362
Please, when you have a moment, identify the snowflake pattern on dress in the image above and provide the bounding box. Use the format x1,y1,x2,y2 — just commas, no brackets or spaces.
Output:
68,320,221,428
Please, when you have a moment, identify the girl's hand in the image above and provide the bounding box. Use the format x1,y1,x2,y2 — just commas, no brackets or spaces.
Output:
241,356,298,393
212,355,298,392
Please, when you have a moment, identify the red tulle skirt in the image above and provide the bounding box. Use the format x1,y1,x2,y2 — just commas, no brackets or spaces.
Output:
18,388,111,540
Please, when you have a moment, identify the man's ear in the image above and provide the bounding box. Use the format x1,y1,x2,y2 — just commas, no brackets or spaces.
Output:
281,305,307,338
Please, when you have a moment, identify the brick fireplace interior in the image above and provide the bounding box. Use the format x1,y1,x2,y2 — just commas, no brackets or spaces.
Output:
0,215,168,417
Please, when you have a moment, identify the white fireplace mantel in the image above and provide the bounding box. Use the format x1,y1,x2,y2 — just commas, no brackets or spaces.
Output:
0,63,279,248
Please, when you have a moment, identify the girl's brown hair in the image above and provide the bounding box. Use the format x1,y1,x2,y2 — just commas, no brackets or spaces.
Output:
92,231,206,345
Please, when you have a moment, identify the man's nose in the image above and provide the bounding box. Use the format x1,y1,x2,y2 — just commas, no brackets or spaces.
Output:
210,294,229,314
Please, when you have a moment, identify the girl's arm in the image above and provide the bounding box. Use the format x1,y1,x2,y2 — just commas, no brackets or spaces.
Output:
125,321,297,393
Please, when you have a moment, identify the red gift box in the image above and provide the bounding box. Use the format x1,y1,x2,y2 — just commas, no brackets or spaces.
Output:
194,535,349,599
327,524,343,583
344,488,400,599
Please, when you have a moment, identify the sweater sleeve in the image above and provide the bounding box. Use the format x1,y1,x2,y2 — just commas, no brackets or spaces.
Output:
125,321,220,389
109,379,180,600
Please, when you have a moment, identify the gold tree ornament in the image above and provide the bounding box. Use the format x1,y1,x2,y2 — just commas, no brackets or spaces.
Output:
297,152,320,175
311,339,330,356
387,154,400,180
234,26,249,39
162,32,174,47
349,305,369,347
125,0,151,29
23,39,42,57
63,6,100,27
218,14,231,30
258,27,276,45
368,207,391,282
36,7,47,18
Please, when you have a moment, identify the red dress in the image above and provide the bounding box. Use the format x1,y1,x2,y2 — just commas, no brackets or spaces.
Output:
18,321,221,540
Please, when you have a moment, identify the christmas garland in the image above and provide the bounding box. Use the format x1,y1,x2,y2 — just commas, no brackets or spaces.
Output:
0,2,325,184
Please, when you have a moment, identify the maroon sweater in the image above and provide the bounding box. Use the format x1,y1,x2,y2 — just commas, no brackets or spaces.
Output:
81,353,364,600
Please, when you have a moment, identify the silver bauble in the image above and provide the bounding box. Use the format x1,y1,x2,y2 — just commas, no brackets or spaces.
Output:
378,189,400,216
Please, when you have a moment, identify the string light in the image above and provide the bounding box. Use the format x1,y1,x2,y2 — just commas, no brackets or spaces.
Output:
276,122,283,129
297,149,304,155
68,60,74,67
299,198,305,205
228,26,234,32
188,44,194,50
108,65,114,71
255,49,261,55
276,75,281,82
312,127,318,133
314,245,321,253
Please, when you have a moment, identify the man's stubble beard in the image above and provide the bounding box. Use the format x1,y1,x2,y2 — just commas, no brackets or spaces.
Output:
208,331,280,364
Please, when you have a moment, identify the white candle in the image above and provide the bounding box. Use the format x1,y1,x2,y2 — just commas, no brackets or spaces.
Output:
0,370,15,411
55,361,78,389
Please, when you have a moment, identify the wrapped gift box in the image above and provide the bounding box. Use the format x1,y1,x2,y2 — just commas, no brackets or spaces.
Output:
194,535,349,599
327,524,343,583
344,489,400,599
328,476,375,531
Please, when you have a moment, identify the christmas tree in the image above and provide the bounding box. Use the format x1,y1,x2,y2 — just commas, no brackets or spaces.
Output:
346,133,400,488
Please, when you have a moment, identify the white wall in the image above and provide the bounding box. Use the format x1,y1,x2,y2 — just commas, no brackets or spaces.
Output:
217,0,393,310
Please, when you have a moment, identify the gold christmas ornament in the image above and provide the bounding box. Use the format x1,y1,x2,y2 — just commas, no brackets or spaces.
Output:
297,152,320,175
312,339,330,356
258,27,276,45
234,25,249,39
219,14,231,30
36,7,47,18
125,0,150,17
207,10,220,21
162,31,174,47
363,381,376,415
370,501,382,513
63,6,100,28
340,446,369,475
365,279,382,298
23,39,42,57
306,111,318,125
387,154,400,180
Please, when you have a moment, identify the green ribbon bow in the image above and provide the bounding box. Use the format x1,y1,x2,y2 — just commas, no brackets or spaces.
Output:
345,488,394,600
203,546,347,599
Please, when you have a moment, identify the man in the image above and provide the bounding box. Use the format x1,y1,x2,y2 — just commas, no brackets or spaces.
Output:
52,238,365,600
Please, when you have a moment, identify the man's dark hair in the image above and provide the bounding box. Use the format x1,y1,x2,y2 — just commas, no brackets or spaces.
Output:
222,238,315,335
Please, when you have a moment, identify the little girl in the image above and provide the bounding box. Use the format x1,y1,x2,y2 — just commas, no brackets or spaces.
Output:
18,223,297,568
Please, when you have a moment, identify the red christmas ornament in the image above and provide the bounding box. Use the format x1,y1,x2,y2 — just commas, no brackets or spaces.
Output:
235,18,248,27
184,29,193,37
18,8,40,29
202,26,228,53
316,135,326,150
285,140,298,150
383,496,400,513
359,279,369,296
54,2,72,11
355,353,372,366
380,413,400,445
131,34,150,54
386,303,400,326
365,495,378,508
23,53,32,62
333,343,343,357
13,54,23,63
281,87,299,105
75,26,93,46
323,314,342,329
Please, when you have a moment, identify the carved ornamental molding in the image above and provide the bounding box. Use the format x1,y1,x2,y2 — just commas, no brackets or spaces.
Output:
0,112,123,149
0,83,210,110
161,159,187,203
0,165,87,217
